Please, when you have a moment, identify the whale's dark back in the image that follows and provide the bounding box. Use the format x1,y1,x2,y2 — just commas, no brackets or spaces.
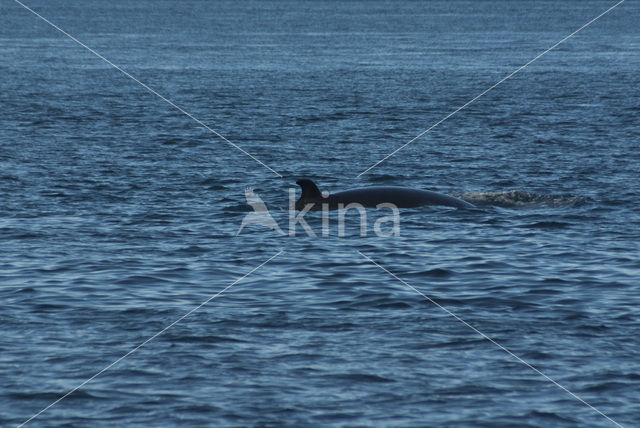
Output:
296,179,475,210
329,187,474,209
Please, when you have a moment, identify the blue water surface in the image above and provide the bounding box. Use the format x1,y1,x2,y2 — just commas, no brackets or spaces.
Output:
1,1,639,427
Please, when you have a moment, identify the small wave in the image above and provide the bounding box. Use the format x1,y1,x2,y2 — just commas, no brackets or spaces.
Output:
8,389,97,401
368,174,405,183
519,221,570,229
374,300,413,310
582,381,629,393
418,268,453,277
175,245,210,255
115,275,174,286
163,334,247,344
325,373,395,384
458,190,585,208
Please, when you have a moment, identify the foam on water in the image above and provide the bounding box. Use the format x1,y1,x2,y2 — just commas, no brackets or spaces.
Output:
458,190,587,208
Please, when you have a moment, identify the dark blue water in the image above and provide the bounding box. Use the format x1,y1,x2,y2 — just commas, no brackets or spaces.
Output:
2,1,639,426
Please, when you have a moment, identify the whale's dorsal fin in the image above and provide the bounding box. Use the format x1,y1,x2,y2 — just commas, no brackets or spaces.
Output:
296,178,322,200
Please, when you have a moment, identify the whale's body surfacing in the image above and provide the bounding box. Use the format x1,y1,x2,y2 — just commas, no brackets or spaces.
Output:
295,179,475,210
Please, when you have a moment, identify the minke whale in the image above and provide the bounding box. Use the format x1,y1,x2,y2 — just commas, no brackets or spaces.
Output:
296,179,475,210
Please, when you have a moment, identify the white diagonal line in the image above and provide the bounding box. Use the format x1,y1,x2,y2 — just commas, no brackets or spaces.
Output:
357,0,626,177
357,250,624,428
14,0,283,178
18,250,283,428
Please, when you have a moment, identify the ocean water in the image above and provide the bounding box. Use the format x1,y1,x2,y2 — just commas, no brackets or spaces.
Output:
1,0,639,426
